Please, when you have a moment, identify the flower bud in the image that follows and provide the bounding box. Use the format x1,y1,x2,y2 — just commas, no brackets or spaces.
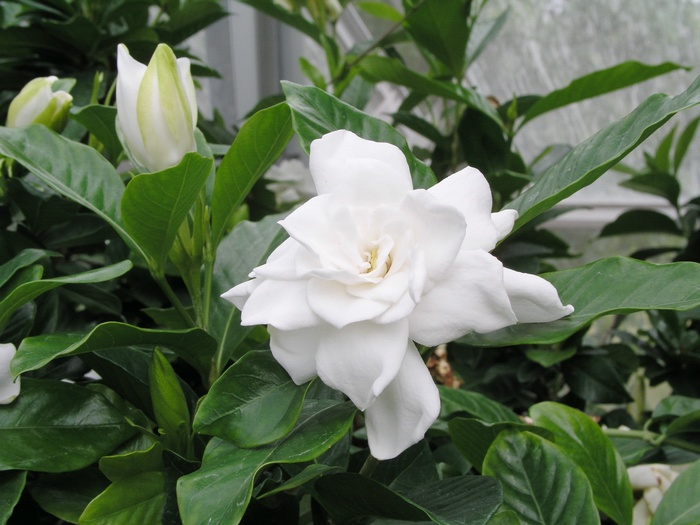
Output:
116,43,198,172
0,343,20,404
6,76,73,131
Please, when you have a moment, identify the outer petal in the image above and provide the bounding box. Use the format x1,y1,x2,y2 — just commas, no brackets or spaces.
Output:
491,209,518,241
116,45,148,164
0,343,20,405
269,326,320,384
308,279,390,327
428,167,500,251
363,342,440,460
309,130,412,206
315,320,409,410
238,278,320,330
409,250,517,346
502,268,574,323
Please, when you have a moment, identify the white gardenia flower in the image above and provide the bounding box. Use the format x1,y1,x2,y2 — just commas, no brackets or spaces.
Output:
265,159,317,206
116,43,198,172
0,343,20,404
6,76,72,131
628,463,683,523
223,130,574,460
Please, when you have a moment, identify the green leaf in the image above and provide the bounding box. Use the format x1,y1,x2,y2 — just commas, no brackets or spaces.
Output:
525,348,576,367
448,418,553,473
653,396,700,419
599,209,682,237
439,387,520,423
0,379,137,472
177,401,355,525
0,248,56,289
483,430,600,525
194,350,310,447
673,115,700,172
149,349,191,455
506,74,700,230
619,173,681,206
235,0,322,43
0,471,26,524
359,56,504,130
466,8,508,67
30,468,108,524
258,464,342,499
651,459,700,525
211,103,293,246
12,321,216,381
70,105,122,161
562,355,633,403
282,82,437,189
315,472,502,525
0,260,132,333
0,125,142,259
530,402,633,525
520,61,687,126
121,152,213,269
461,257,700,346
486,510,520,525
356,1,402,22
403,0,469,77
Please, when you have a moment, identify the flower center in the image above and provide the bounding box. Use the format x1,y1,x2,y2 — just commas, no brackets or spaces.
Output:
359,238,392,277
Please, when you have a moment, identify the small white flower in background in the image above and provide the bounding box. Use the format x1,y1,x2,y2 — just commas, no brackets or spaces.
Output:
0,343,20,404
628,463,685,524
223,130,574,460
6,76,73,131
116,43,198,173
265,159,317,206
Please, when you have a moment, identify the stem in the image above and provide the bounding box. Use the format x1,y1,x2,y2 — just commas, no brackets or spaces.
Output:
604,428,700,454
359,454,380,478
152,270,196,327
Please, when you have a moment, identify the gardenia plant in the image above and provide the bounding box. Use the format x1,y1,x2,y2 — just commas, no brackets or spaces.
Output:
224,129,574,459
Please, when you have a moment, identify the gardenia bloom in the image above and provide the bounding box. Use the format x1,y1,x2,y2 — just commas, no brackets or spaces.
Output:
628,463,684,524
116,43,198,172
265,159,317,206
0,343,20,404
223,130,574,460
6,76,72,131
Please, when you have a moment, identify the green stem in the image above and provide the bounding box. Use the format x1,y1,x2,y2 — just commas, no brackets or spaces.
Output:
359,454,380,478
604,428,700,454
152,269,196,328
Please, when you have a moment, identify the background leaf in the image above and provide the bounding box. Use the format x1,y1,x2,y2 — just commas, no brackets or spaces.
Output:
651,459,700,525
0,471,26,524
439,387,520,423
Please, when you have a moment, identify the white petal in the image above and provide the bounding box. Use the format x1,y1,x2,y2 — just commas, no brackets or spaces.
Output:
632,499,651,525
239,278,320,330
315,320,409,410
220,278,259,311
309,130,412,206
364,342,440,460
491,209,518,241
628,464,661,490
0,343,20,405
503,268,574,323
409,250,517,346
116,44,148,166
252,239,319,281
307,279,390,328
269,326,320,384
428,167,501,251
176,56,198,126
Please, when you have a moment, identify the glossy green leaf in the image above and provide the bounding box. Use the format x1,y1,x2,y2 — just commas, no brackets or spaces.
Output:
12,321,216,380
0,379,137,472
653,396,700,419
0,260,132,333
372,441,440,492
0,249,56,289
149,349,191,455
619,173,681,206
121,152,213,269
258,464,342,499
211,103,292,246
439,387,520,423
462,257,700,346
403,0,469,77
0,125,142,259
30,468,108,524
486,510,520,525
194,350,310,447
80,472,165,525
599,209,682,237
507,74,700,229
673,115,700,172
177,401,355,525
483,430,600,525
70,104,122,161
651,459,700,525
282,82,437,189
563,355,632,403
0,471,26,524
359,56,504,130
315,472,502,525
520,61,687,126
448,418,553,473
530,402,632,525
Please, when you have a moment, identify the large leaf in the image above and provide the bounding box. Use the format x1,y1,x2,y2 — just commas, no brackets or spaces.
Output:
0,379,137,472
520,61,687,126
194,350,310,447
0,260,132,333
599,209,682,237
483,430,600,525
462,257,700,346
0,125,142,259
178,401,355,525
282,82,437,189
0,248,56,288
70,104,122,161
121,152,213,269
12,321,215,381
506,74,700,230
439,387,520,423
30,468,109,524
211,103,292,245
315,472,502,525
651,459,700,525
530,402,632,525
0,471,26,524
